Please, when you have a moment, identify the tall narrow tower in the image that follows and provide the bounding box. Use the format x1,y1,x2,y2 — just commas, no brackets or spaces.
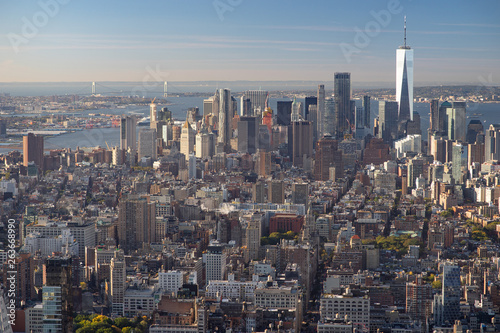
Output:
396,16,413,122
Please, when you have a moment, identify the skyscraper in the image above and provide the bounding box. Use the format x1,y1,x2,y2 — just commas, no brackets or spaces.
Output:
324,97,335,136
180,119,195,159
362,95,371,128
150,101,157,130
314,135,343,181
218,88,233,152
317,84,325,138
452,143,464,184
485,124,500,161
291,97,302,122
304,96,317,121
203,243,226,284
138,128,157,160
291,120,313,168
110,250,126,316
334,72,351,138
120,115,136,151
23,133,44,169
396,17,414,122
378,101,399,143
277,100,292,126
237,116,258,154
434,264,461,326
242,90,268,116
446,101,467,142
117,196,155,253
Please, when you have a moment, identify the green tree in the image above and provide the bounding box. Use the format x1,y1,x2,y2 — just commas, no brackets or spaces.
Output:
115,317,133,328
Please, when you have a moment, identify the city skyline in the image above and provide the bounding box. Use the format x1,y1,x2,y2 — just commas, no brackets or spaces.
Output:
1,0,499,84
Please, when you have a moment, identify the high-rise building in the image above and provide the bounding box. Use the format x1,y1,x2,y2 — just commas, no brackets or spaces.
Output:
203,243,226,283
242,90,268,116
23,133,44,169
378,101,399,143
277,101,292,126
334,72,351,138
485,124,500,162
362,95,371,128
396,17,413,121
110,250,126,316
43,256,73,333
245,216,261,262
237,116,258,154
292,183,308,206
117,196,155,253
291,97,303,122
434,264,461,326
268,180,285,204
150,101,157,130
446,101,467,142
466,120,484,144
180,119,195,159
324,98,335,136
138,128,157,160
452,143,464,184
314,135,343,181
218,88,233,152
304,96,317,121
468,141,485,169
406,276,432,323
317,85,326,138
120,115,136,151
252,181,266,203
0,293,13,333
195,122,215,159
407,156,424,188
240,97,252,116
203,96,214,117
291,121,313,168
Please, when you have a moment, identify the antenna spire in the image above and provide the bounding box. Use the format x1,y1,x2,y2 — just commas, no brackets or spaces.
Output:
404,16,407,47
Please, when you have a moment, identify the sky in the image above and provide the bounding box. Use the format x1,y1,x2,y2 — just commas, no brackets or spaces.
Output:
0,0,499,86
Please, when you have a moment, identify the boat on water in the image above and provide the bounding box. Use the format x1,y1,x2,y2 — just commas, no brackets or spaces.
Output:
137,116,150,126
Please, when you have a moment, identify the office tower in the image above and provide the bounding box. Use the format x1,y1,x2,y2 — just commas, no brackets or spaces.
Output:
2,253,35,308
308,104,318,142
150,101,157,129
304,96,317,120
334,72,351,138
468,142,485,169
138,128,157,160
23,133,44,168
242,90,268,115
406,111,421,136
317,84,325,138
195,122,215,159
407,157,424,188
291,97,303,122
484,124,500,161
110,250,126,316
43,256,73,333
245,217,261,262
466,120,484,144
257,150,271,177
396,17,413,121
117,196,155,253
188,153,197,179
292,183,308,206
203,96,214,117
218,88,232,152
277,101,292,126
237,116,257,154
452,143,463,184
362,95,371,128
324,98,335,136
355,105,364,130
268,180,285,204
406,276,432,323
252,181,266,203
434,264,461,326
314,135,343,181
446,102,467,142
120,115,136,151
203,243,226,283
291,120,313,168
378,101,399,143
240,96,252,116
429,99,440,132
180,119,195,159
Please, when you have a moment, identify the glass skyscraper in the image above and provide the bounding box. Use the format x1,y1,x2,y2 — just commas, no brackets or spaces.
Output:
396,17,413,122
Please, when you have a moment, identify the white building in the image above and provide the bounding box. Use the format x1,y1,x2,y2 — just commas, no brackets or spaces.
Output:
25,303,43,333
123,287,156,317
203,243,226,283
205,275,258,302
24,229,79,257
158,270,184,295
254,284,300,309
320,293,370,331
394,134,421,158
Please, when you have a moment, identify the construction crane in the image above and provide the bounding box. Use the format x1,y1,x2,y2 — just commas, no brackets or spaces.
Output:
105,141,110,150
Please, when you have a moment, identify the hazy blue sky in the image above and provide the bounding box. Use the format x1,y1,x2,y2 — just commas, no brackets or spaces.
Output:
1,0,499,85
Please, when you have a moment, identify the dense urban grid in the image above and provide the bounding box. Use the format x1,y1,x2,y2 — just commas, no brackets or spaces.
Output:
1,21,500,333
